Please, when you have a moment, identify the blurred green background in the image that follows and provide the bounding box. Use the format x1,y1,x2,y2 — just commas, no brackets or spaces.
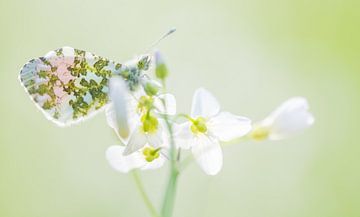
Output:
1,0,359,216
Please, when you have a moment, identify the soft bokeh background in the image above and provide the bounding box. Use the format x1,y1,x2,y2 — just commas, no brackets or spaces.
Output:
1,0,359,216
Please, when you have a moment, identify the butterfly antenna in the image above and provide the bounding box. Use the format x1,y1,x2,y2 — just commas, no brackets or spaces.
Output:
144,27,176,53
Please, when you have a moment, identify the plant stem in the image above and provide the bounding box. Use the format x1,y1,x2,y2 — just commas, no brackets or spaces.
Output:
161,166,179,217
132,171,160,217
160,95,180,217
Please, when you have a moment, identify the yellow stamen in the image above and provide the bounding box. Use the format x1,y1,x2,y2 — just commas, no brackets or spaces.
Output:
141,113,158,134
190,117,207,134
137,96,154,114
142,147,161,162
249,126,270,141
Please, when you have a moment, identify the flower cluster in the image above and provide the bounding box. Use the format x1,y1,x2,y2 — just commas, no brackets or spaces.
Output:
19,43,315,217
105,52,314,176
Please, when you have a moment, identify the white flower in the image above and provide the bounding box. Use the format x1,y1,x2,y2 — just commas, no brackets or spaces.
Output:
106,145,166,173
153,93,176,116
175,88,252,175
125,94,176,155
250,97,314,141
106,86,176,155
123,119,164,155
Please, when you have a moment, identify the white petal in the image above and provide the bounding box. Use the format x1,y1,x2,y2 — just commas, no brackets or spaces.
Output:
262,97,315,140
141,153,166,170
154,94,177,115
123,128,147,155
105,103,118,131
207,112,252,141
157,119,171,149
192,135,223,175
191,88,220,118
106,146,145,173
146,128,164,148
173,122,193,149
105,102,140,142
108,77,130,138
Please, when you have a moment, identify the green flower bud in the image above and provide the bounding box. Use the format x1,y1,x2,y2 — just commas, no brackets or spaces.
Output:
144,81,160,96
155,51,169,80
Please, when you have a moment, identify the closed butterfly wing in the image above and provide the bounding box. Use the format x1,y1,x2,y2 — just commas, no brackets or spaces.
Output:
19,47,123,126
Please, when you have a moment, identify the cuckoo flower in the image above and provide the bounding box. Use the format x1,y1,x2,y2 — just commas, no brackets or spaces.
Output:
175,88,252,175
122,92,176,155
106,145,166,173
249,97,314,141
106,81,176,155
105,89,173,172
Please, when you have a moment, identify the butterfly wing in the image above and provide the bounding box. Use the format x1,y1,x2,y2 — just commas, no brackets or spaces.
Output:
19,46,123,126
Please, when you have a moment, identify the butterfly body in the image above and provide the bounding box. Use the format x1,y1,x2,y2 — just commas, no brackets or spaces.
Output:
19,46,151,126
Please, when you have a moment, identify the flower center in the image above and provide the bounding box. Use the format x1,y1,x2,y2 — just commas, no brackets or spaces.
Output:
190,117,208,134
142,147,160,162
141,113,158,134
249,126,269,141
137,96,154,113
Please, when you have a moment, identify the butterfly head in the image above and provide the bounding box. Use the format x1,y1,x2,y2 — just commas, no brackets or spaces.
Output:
118,54,153,91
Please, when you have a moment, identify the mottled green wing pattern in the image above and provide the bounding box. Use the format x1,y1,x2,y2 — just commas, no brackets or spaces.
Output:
19,47,123,126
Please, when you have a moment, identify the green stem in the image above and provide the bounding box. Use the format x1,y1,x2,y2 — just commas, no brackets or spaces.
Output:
159,94,180,217
132,171,160,217
161,166,179,217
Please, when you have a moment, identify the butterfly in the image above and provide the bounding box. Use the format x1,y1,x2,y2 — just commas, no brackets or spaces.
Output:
19,46,152,126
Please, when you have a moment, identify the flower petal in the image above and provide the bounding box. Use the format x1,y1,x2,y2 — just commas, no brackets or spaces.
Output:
146,128,164,148
207,112,252,141
106,146,145,173
192,135,223,175
191,88,220,118
141,153,166,170
154,94,177,115
105,103,118,132
174,122,193,149
107,77,130,139
123,128,147,155
262,97,314,140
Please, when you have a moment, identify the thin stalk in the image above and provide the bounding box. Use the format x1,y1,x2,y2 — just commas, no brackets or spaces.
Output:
132,171,160,217
177,148,182,161
160,95,180,217
161,166,179,217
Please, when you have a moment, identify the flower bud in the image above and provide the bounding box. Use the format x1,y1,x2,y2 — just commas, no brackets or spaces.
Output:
144,81,160,96
155,51,169,80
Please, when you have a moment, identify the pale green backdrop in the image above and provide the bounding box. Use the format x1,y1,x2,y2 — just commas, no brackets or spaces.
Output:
0,0,359,216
